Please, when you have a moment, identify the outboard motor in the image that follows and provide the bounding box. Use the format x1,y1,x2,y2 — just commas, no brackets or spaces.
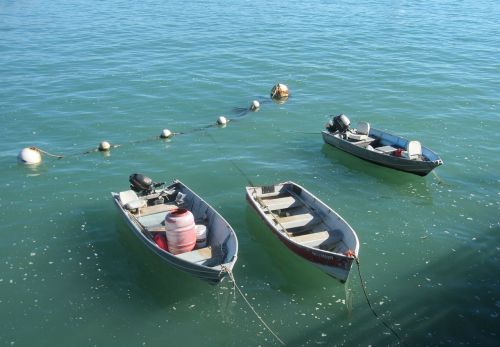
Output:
129,173,154,195
326,114,350,134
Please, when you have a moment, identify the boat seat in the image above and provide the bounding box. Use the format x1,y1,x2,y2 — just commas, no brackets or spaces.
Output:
291,230,329,245
175,246,213,264
375,145,397,154
175,245,226,267
406,140,422,160
261,196,298,211
276,212,315,229
137,203,178,216
347,122,370,141
119,190,139,205
146,224,165,233
119,190,147,211
352,137,375,147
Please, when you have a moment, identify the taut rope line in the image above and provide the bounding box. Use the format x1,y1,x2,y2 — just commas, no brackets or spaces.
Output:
204,132,255,187
354,256,409,347
222,266,286,346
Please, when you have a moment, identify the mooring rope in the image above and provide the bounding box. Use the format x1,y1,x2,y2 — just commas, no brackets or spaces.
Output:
222,266,286,346
431,170,445,185
31,146,64,159
207,135,405,345
205,132,255,187
21,96,270,163
354,256,409,347
81,144,121,155
209,133,284,345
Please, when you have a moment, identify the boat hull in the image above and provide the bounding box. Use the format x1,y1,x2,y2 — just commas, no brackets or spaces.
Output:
322,129,442,176
246,182,359,283
112,180,238,285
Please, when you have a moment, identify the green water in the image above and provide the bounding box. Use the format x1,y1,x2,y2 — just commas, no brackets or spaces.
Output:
1,0,499,346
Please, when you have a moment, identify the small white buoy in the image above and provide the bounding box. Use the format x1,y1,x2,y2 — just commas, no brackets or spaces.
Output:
270,83,289,99
18,147,42,165
160,129,173,139
98,141,111,152
217,116,228,125
250,100,260,111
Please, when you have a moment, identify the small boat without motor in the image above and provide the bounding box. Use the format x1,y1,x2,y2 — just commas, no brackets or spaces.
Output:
112,174,238,284
246,181,359,283
322,114,443,176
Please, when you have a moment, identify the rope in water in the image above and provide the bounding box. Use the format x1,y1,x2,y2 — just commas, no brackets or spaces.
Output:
207,120,405,346
222,266,286,346
32,146,64,159
354,256,409,347
205,132,256,187
208,132,285,343
22,96,274,162
431,170,445,185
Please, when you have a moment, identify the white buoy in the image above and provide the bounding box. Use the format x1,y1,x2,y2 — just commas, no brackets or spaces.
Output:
98,141,111,152
250,100,260,111
270,83,289,99
160,129,173,139
18,147,42,165
217,116,228,125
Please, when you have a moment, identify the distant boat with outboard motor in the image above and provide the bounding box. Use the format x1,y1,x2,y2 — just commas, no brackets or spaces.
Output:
112,174,238,284
322,114,443,176
246,181,359,283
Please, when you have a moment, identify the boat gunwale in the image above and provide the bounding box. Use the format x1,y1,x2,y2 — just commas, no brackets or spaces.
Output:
246,181,359,259
321,128,443,175
112,179,238,281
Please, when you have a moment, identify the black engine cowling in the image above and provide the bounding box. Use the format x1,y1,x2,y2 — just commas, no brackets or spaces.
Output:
326,114,350,134
129,173,153,194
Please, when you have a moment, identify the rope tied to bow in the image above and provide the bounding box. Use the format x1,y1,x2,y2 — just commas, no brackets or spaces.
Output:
221,266,286,346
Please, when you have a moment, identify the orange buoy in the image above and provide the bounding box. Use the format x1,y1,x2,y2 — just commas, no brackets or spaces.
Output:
270,83,289,99
165,208,196,254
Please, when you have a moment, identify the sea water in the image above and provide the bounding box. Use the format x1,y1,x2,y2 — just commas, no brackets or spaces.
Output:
0,0,498,346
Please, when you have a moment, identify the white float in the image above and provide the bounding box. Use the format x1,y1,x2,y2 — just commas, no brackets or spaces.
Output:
160,129,172,139
98,141,111,151
250,100,260,111
217,116,228,125
18,147,42,165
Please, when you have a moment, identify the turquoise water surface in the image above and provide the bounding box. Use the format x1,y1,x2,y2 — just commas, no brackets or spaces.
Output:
1,0,499,346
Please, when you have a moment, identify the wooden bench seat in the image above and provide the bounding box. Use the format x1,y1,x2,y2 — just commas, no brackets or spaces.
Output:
291,230,344,251
135,203,178,216
146,224,165,233
290,230,329,244
261,196,299,211
276,212,315,229
175,246,213,264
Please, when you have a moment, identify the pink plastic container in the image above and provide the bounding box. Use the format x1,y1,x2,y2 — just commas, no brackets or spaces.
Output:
164,208,196,255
